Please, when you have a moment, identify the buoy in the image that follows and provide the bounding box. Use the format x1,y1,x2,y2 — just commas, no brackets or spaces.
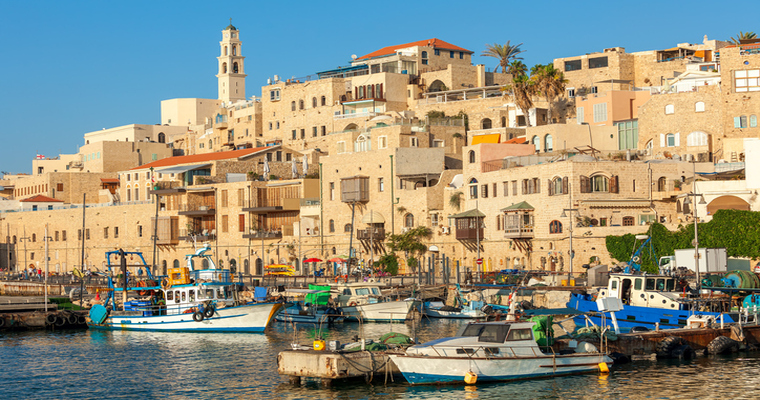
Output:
464,371,477,384
598,362,609,374
313,340,326,351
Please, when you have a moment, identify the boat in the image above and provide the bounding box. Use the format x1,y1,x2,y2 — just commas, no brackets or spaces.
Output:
87,245,284,333
389,319,611,385
265,264,295,276
332,282,419,322
423,301,487,319
275,286,345,324
568,272,737,330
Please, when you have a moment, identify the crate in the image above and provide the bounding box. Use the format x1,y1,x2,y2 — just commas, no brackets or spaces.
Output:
168,267,190,285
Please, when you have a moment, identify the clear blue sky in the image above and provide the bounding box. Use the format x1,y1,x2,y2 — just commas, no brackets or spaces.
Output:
0,1,755,174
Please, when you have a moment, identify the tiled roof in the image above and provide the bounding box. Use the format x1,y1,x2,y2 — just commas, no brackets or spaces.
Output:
356,38,472,61
21,194,63,203
100,178,120,183
129,147,269,171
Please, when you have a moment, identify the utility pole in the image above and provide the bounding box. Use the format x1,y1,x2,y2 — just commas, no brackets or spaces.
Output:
44,224,49,312
19,227,30,277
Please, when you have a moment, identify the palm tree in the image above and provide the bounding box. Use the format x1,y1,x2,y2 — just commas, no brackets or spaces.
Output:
507,60,527,77
503,60,536,127
481,41,525,74
531,64,568,124
730,31,757,44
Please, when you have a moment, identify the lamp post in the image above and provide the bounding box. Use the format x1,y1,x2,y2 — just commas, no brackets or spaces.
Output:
683,183,706,289
560,182,577,282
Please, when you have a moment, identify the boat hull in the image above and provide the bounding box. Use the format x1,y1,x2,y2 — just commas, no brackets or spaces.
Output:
344,300,418,322
88,302,284,333
568,293,735,329
389,353,610,385
423,308,486,319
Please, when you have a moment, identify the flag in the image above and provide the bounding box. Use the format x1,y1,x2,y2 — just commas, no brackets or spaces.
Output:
36,154,45,160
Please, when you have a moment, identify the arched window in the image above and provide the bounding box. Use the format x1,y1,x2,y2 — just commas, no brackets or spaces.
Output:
549,220,563,234
329,219,335,233
32,233,36,242
421,51,428,65
481,118,492,129
291,101,296,111
344,223,352,233
666,133,676,147
255,258,263,275
232,45,237,56
321,96,326,106
222,62,227,73
532,136,540,152
233,62,239,73
544,134,553,152
13,236,16,244
312,97,317,108
751,115,758,128
299,100,304,110
468,178,479,199
224,46,228,56
591,175,609,192
244,259,250,275
229,259,237,274
657,176,667,192
552,177,563,195
687,131,708,147
468,150,476,163
158,132,165,143
501,116,507,127
404,213,415,228
623,216,635,226
695,101,705,112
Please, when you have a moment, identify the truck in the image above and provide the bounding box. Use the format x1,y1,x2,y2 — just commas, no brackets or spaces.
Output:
658,248,727,274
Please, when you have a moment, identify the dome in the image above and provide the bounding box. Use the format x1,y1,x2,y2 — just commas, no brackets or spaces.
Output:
225,24,237,31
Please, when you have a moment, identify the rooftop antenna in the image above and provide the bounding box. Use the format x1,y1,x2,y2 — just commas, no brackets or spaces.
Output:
351,54,357,60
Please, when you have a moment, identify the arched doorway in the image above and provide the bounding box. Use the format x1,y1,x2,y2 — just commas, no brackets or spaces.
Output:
481,118,492,129
229,259,237,274
255,258,263,275
244,259,250,275
707,195,750,215
428,80,447,93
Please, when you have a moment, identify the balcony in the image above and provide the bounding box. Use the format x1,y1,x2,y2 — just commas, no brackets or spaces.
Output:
300,198,320,217
149,181,186,195
178,204,216,216
242,230,283,240
502,202,535,239
451,209,485,241
456,227,484,240
178,228,216,242
341,176,369,203
357,227,385,241
503,225,534,239
333,111,377,120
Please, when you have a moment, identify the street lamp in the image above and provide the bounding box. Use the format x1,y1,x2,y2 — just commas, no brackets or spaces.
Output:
560,182,577,281
683,189,706,289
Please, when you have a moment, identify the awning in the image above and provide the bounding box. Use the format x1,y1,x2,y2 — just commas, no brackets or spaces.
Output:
361,211,385,224
584,199,651,208
450,209,485,218
156,164,212,175
471,134,500,145
501,201,534,212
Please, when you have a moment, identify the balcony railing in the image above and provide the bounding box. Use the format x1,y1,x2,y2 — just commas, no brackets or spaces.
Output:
333,111,377,120
455,227,483,240
243,230,283,239
357,227,385,240
504,226,534,239
178,204,216,215
179,229,216,242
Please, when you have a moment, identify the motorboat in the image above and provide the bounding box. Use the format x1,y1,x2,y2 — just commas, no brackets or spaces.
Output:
423,301,487,319
275,287,344,324
332,282,419,322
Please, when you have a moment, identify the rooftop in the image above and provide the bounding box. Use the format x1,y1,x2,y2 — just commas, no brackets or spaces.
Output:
356,38,472,61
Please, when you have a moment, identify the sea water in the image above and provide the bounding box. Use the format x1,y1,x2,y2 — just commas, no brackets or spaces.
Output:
1,319,759,399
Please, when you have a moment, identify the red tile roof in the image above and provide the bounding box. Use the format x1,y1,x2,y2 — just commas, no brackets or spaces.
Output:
21,194,63,203
356,38,472,61
129,147,270,171
100,178,120,183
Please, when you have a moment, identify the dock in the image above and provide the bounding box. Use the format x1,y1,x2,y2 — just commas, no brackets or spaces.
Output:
278,349,404,385
0,296,88,331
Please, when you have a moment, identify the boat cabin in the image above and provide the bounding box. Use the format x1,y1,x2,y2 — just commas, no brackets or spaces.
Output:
407,321,540,358
332,283,383,306
163,284,234,315
599,274,682,309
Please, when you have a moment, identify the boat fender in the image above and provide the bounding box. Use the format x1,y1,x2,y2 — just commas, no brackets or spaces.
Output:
0,316,5,328
348,301,358,307
46,313,57,325
598,362,609,374
203,305,215,318
66,313,78,325
464,371,477,384
193,311,204,322
55,316,66,327
161,278,171,290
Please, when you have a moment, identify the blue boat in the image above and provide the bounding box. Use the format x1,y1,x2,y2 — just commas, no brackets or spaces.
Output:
568,272,736,330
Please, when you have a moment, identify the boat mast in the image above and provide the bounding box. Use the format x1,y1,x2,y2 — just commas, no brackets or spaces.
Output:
79,193,86,308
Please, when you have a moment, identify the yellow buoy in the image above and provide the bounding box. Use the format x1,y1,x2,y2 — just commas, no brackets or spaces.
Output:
313,340,326,351
464,371,477,384
598,362,609,374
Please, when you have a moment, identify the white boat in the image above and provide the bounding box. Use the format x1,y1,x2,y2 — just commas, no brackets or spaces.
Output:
423,301,487,319
333,282,419,322
88,245,284,333
389,320,611,385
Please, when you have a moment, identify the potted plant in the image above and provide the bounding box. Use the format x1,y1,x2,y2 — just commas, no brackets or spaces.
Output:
674,180,682,191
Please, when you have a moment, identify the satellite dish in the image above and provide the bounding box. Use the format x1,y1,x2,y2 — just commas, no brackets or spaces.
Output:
351,54,357,60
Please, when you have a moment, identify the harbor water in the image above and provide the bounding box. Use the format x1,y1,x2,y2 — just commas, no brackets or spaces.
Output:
2,319,760,399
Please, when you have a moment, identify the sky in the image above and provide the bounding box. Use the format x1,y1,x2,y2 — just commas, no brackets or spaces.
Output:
0,0,756,174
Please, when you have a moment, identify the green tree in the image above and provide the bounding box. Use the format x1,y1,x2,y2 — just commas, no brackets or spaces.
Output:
530,63,568,124
386,226,432,273
481,41,524,74
374,253,399,275
449,191,463,211
729,31,757,44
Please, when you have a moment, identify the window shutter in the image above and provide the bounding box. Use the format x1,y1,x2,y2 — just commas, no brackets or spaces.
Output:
751,115,758,128
674,132,680,147
580,176,590,193
563,177,569,194
609,176,619,193
536,179,540,193
735,117,742,128
660,134,665,148
548,179,554,196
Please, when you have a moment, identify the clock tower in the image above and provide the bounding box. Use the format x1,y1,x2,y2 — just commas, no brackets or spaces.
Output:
217,22,246,103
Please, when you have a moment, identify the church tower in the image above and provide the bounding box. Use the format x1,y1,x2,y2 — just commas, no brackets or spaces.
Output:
217,22,246,103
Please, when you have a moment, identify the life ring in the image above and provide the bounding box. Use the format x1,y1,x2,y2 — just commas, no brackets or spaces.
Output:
368,278,376,283
161,278,171,290
193,311,204,322
203,305,215,318
348,301,358,307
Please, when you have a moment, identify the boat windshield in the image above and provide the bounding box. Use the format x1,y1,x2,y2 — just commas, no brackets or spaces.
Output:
461,324,486,336
477,325,510,343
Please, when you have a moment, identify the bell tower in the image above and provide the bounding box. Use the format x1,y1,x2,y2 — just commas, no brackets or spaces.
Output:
217,21,246,103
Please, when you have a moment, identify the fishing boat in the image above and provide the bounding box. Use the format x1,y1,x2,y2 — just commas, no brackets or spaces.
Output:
389,319,611,385
333,282,419,322
275,286,345,324
568,272,736,330
423,301,487,319
87,245,284,333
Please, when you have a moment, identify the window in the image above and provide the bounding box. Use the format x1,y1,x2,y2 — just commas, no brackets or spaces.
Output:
593,103,607,123
134,187,140,201
734,69,760,92
321,126,326,136
378,178,384,192
344,223,352,233
666,133,676,147
329,219,335,233
86,229,90,240
221,189,228,207
410,137,419,147
695,102,705,112
590,86,598,94
576,106,584,124
665,104,674,115
588,56,608,69
321,96,326,106
623,216,635,226
299,100,304,110
752,115,758,128
57,183,64,192
312,97,317,108
532,136,540,152
433,49,439,56
114,227,118,239
104,227,108,239
292,130,296,140
329,182,335,200
552,177,564,195
78,229,82,240
617,120,638,150
512,180,517,195
549,220,563,234
270,89,280,101
564,60,582,71
567,88,575,97
404,213,414,227
503,181,509,196
686,131,708,147
222,215,229,233
544,134,553,152
735,116,748,128
459,51,464,59
312,127,317,137
493,183,497,197
591,175,609,192
468,150,476,163
481,184,488,198
378,136,387,149
291,101,296,111
300,129,305,139
55,231,59,241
